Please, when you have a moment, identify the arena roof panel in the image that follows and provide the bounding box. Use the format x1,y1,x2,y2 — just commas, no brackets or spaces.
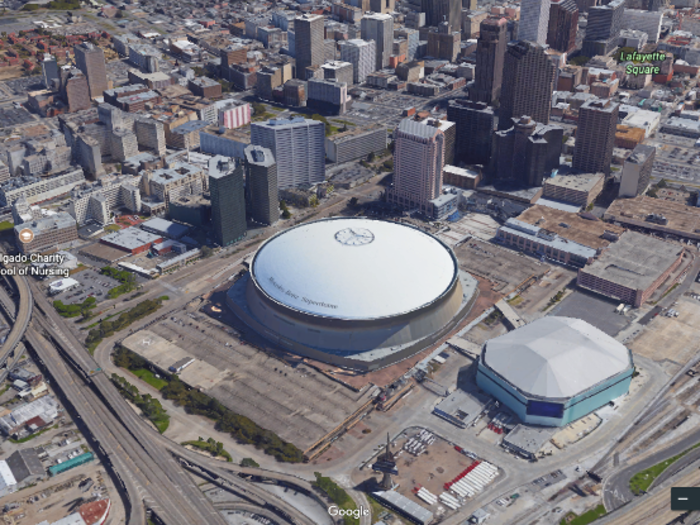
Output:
483,317,632,398
251,218,457,320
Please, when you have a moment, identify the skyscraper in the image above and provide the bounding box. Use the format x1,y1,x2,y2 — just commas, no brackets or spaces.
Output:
209,156,246,247
250,118,325,188
447,99,495,165
388,118,445,214
422,0,462,33
73,43,108,99
361,13,394,70
340,39,376,83
295,14,324,79
547,0,579,53
582,0,625,57
473,17,507,104
499,41,556,130
573,98,619,176
244,145,279,225
519,0,551,44
491,116,563,186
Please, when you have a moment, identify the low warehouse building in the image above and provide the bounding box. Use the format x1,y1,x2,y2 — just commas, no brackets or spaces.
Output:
577,231,684,307
100,227,163,255
477,317,634,426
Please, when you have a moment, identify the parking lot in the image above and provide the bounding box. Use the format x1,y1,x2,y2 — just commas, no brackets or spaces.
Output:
124,309,375,454
48,269,121,305
629,296,700,367
0,105,35,129
4,76,43,96
549,289,632,336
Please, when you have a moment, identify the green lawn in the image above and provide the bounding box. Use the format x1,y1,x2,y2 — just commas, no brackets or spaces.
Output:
131,368,168,390
152,416,170,433
560,505,607,525
630,441,700,495
0,221,13,232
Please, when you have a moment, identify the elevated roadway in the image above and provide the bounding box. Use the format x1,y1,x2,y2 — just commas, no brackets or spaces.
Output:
0,269,32,380
25,276,316,525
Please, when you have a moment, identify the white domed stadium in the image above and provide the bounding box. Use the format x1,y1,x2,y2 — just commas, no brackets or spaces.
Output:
226,218,478,371
477,317,634,426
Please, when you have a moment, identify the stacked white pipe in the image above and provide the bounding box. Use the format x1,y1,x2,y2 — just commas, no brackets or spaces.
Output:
416,488,437,506
450,462,497,498
439,492,461,510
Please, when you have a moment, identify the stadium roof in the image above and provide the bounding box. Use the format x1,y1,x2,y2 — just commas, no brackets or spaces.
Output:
251,218,457,320
483,317,632,398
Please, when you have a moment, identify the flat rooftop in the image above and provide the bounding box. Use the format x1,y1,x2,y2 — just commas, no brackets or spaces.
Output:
141,217,189,238
503,424,555,455
581,231,683,291
79,242,131,263
516,205,625,250
544,173,604,193
605,195,700,237
15,212,75,234
101,228,161,251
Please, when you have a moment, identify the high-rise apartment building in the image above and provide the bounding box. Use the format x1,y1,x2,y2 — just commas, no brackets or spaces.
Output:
573,98,619,176
73,43,108,99
547,0,579,53
209,156,246,247
619,144,656,198
499,41,556,130
519,0,551,44
250,118,325,188
339,39,376,84
244,145,279,226
361,13,394,70
447,99,495,165
388,118,445,214
582,0,625,57
473,17,507,104
295,14,324,79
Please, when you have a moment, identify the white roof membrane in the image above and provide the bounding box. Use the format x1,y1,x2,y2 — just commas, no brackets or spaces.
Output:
251,218,457,320
483,317,632,398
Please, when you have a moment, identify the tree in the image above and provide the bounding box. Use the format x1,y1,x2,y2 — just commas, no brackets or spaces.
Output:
569,55,590,67
240,457,259,468
656,179,668,189
282,209,291,219
349,197,359,208
252,102,267,117
367,152,375,162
